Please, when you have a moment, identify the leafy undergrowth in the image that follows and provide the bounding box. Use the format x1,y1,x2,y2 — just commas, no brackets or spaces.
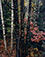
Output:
0,21,45,57
0,40,42,57
30,21,45,42
0,39,16,57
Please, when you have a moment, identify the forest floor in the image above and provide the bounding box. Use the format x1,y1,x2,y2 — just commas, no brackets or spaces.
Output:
0,40,45,57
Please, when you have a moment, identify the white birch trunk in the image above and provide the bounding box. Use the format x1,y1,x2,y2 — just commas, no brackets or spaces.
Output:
0,0,7,51
11,0,14,51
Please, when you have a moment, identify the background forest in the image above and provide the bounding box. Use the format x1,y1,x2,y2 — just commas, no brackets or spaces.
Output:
0,0,45,57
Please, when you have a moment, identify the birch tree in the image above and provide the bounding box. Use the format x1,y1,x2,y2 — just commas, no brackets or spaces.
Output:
0,0,7,52
11,0,14,52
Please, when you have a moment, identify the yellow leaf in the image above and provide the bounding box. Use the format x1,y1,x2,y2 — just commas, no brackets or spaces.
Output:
31,51,34,57
34,48,38,51
40,3,43,6
32,3,35,7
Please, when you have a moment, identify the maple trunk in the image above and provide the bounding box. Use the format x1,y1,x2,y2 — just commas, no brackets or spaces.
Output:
20,0,25,57
26,0,31,55
18,0,21,56
13,0,20,57
24,0,29,56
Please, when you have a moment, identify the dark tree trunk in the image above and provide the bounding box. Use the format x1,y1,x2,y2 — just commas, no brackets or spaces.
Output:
26,0,31,56
20,0,25,57
13,0,20,57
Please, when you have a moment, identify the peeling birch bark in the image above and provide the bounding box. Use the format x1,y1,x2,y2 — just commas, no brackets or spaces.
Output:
0,0,7,52
11,0,14,52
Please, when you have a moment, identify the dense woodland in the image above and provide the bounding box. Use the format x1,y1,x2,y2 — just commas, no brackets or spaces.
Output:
0,0,45,57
